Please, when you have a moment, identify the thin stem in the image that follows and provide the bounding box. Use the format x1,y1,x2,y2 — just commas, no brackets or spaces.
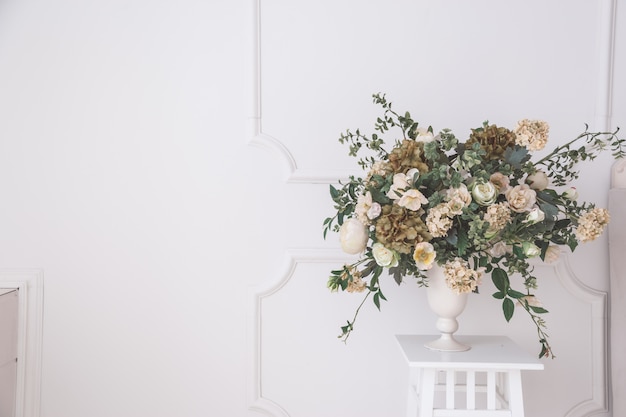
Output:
340,291,372,343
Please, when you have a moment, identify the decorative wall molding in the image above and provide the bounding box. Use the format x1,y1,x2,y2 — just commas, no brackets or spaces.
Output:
247,0,618,185
0,269,43,417
551,257,608,417
245,0,353,184
247,249,351,417
594,0,617,132
611,158,626,188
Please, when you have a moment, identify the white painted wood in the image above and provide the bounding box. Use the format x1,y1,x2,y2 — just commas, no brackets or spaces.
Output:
0,272,43,417
0,289,18,417
609,161,626,417
397,336,542,416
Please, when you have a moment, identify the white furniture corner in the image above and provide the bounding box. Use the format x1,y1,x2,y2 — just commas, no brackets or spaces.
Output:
396,335,543,417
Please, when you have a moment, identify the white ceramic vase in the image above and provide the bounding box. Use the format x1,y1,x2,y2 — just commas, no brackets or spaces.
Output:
424,264,471,352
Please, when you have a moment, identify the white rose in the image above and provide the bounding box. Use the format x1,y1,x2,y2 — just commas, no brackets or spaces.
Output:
372,243,399,267
505,184,537,213
524,207,545,224
563,187,578,201
522,241,541,258
526,170,549,190
339,219,368,254
471,180,498,206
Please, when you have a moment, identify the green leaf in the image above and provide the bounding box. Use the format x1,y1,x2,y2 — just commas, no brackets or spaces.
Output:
503,298,515,322
491,268,509,293
529,305,549,314
507,289,526,299
457,227,469,256
538,202,559,221
492,291,506,300
373,293,381,310
503,146,530,169
330,184,339,199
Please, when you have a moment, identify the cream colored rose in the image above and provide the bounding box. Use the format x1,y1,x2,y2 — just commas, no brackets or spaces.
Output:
471,180,498,206
446,197,465,216
526,170,549,190
412,242,436,270
505,184,537,213
398,189,428,211
339,219,368,254
372,243,399,267
446,184,472,207
387,173,410,200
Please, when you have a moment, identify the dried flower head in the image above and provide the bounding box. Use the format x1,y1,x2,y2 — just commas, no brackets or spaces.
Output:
442,258,482,294
514,119,549,151
575,208,610,242
387,139,430,174
374,204,431,254
466,123,517,161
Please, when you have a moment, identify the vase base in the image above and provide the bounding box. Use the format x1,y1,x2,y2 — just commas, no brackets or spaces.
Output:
424,335,471,352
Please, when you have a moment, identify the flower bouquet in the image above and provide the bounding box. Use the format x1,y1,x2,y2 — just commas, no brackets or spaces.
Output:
323,93,625,358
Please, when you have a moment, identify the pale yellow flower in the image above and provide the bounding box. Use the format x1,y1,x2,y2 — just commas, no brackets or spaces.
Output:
398,189,428,211
413,242,436,270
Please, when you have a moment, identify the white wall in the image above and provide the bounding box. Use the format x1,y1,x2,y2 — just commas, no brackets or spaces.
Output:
0,1,624,416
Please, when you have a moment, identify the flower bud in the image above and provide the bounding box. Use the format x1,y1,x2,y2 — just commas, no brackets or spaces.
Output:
522,241,541,258
524,207,545,224
339,219,368,254
563,187,578,200
526,170,549,190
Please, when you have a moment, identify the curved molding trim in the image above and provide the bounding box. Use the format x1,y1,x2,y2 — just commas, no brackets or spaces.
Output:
248,0,617,184
611,158,626,188
551,256,608,417
0,269,44,417
247,249,352,417
246,0,297,181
